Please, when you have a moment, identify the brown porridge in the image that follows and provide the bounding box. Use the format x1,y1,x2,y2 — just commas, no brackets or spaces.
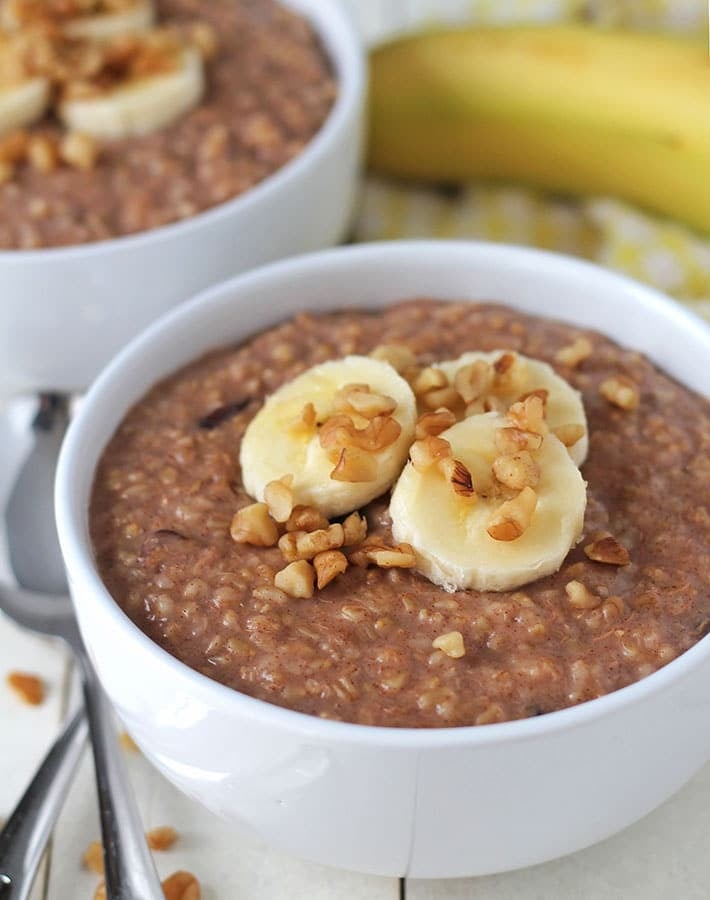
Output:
0,0,336,249
90,301,710,728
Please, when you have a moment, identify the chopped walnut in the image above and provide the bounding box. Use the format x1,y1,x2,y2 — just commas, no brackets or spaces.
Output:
119,731,139,753
492,450,540,490
487,486,537,541
7,671,44,705
285,504,329,534
230,503,279,547
0,129,29,164
438,457,476,498
409,435,451,472
293,523,344,560
290,402,316,433
507,393,547,435
453,360,493,404
319,414,401,453
0,161,14,185
313,549,348,589
59,132,99,171
82,840,104,875
333,383,397,419
342,511,367,546
421,385,460,411
552,423,586,447
415,408,456,439
146,826,178,851
330,446,377,482
369,343,417,373
565,580,601,609
432,631,465,659
161,871,201,900
350,539,416,569
263,477,294,523
494,426,543,455
584,536,630,566
274,559,315,599
28,134,59,172
412,366,448,396
599,375,640,411
555,337,593,368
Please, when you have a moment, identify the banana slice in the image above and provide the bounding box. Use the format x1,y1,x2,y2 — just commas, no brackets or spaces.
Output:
437,351,589,466
1,0,154,39
0,36,50,136
59,44,204,139
240,356,417,519
390,412,586,592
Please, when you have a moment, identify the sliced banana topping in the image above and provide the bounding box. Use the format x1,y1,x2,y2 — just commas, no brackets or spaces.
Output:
0,35,50,136
390,411,587,593
1,0,154,39
434,351,589,466
59,38,204,139
240,356,417,519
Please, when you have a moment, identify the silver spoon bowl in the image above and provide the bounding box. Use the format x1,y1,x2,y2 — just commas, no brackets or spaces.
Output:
0,395,163,900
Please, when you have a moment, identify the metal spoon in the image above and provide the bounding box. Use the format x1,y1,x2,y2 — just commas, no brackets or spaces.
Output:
0,395,163,900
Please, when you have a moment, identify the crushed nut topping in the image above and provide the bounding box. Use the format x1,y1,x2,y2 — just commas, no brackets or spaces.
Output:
507,393,547,436
492,450,540,491
599,375,640,411
584,536,630,566
439,457,476,498
432,631,465,659
415,407,456,439
494,426,543,455
285,504,328,534
281,523,344,562
319,413,401,454
333,382,397,419
263,476,294,523
565,580,601,609
274,559,315,599
350,539,416,569
6,670,44,705
330,446,378,482
412,366,448,396
313,549,348,589
409,435,451,472
555,336,592,368
342,511,367,546
230,502,279,547
487,486,537,542
369,343,417,373
453,360,493,405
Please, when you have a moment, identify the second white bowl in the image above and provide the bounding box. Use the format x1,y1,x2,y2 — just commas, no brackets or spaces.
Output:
1,0,365,395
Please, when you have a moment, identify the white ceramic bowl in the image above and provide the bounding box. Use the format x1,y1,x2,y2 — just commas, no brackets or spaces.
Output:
56,242,710,879
1,0,364,395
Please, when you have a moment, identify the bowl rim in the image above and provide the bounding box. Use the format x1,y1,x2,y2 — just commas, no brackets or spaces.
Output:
56,239,710,748
0,0,364,263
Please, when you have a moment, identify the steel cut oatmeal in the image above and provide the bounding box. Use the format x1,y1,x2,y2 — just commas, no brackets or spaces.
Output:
90,301,710,728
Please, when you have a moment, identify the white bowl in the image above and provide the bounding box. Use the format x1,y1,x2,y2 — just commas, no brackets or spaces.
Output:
56,242,710,878
1,0,364,395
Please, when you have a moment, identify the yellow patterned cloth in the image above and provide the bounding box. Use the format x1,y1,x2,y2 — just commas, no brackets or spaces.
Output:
345,0,710,321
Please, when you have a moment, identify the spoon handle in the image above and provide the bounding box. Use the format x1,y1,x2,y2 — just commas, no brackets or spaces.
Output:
78,654,164,900
0,708,87,900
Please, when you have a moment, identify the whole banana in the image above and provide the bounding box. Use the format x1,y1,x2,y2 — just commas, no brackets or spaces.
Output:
368,25,710,233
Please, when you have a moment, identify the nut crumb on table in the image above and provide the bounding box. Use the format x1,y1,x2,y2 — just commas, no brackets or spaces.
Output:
6,670,45,705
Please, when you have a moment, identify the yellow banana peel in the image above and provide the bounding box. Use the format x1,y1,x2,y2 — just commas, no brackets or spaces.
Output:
368,26,710,233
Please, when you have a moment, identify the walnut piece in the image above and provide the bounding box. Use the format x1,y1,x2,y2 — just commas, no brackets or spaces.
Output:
487,486,537,541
